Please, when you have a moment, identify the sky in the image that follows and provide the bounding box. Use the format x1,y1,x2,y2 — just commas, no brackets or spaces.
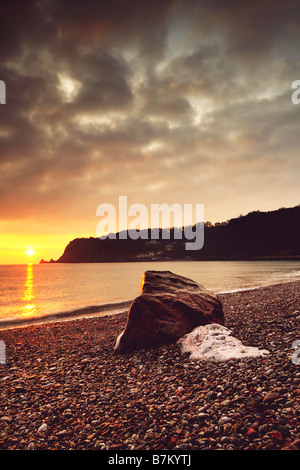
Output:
0,0,300,264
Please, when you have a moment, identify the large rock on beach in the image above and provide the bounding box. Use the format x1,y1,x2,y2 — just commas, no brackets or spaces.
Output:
114,270,224,353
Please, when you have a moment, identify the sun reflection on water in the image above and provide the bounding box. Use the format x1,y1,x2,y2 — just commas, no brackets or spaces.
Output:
22,264,36,316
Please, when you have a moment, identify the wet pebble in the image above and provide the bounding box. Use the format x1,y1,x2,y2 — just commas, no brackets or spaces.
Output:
0,281,299,450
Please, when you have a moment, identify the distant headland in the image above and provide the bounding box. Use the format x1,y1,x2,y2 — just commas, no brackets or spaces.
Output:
40,205,300,263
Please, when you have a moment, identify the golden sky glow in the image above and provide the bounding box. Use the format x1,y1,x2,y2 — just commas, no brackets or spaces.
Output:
0,232,87,265
0,1,300,264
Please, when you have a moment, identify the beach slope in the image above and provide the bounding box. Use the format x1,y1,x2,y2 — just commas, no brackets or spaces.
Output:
0,281,299,450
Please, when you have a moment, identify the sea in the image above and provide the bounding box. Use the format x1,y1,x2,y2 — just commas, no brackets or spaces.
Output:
0,260,300,328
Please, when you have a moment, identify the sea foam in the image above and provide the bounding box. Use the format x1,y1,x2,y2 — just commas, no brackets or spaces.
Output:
177,323,269,362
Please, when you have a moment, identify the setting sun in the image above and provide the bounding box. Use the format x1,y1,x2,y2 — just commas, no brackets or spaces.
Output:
26,247,35,257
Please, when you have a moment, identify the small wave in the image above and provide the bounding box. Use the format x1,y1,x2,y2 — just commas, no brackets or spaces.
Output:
280,270,300,277
218,275,300,294
0,300,133,330
218,287,260,294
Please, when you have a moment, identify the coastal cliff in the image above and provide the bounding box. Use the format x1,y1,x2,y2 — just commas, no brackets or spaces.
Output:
41,205,300,263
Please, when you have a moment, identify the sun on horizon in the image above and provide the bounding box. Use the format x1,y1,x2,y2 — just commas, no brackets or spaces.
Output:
26,247,35,257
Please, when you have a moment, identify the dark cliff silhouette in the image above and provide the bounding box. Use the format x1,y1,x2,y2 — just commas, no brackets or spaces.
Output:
41,205,300,263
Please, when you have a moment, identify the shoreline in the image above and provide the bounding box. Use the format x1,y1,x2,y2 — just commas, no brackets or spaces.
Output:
1,277,300,331
0,300,133,331
0,280,299,450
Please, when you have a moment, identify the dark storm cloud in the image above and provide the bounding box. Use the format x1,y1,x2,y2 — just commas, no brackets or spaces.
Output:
180,0,300,55
48,0,175,58
67,51,133,113
0,0,50,60
0,0,299,225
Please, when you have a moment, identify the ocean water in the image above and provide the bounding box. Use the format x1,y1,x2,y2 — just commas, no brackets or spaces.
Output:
0,260,299,327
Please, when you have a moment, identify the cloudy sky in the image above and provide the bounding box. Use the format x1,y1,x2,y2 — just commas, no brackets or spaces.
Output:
1,0,300,263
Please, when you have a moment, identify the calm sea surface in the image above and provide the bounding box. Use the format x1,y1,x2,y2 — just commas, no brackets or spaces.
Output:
0,261,299,326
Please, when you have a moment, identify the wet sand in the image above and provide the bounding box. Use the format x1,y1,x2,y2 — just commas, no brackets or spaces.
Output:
0,281,299,450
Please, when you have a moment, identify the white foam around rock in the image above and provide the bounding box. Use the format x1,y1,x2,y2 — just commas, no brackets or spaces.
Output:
177,323,269,362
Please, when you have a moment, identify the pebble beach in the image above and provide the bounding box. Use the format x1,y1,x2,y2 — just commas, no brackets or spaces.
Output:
0,280,299,451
